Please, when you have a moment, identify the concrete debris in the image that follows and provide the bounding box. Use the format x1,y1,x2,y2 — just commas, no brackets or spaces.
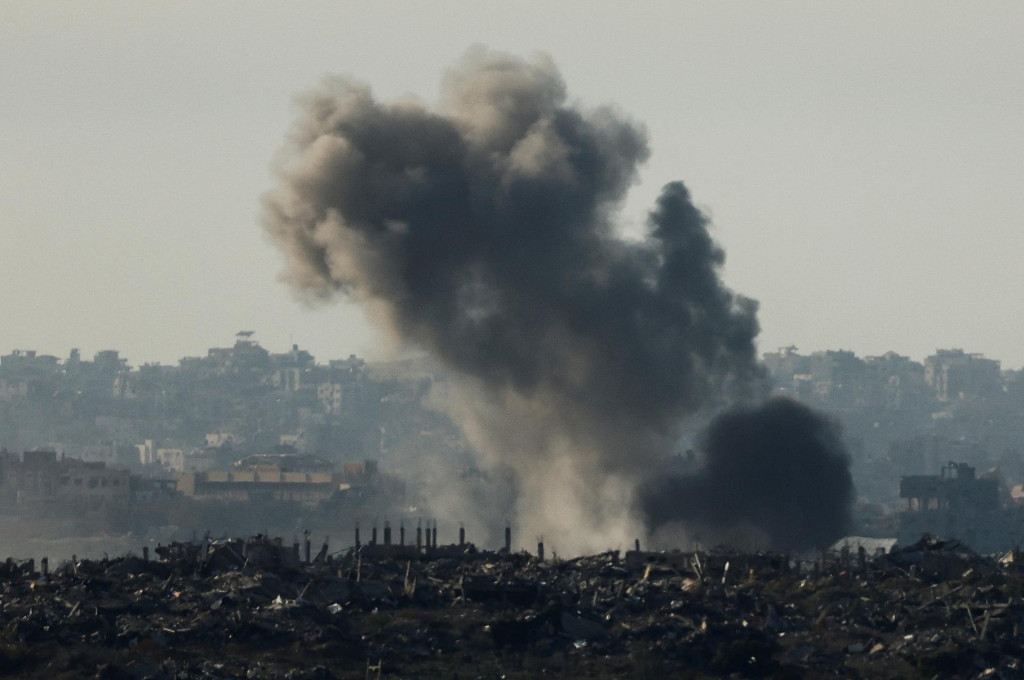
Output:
3,535,1024,678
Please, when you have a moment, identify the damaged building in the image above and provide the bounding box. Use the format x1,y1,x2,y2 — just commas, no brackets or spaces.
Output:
899,462,1024,552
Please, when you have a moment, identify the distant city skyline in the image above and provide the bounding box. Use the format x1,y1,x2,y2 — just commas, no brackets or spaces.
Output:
4,3,1023,367
1,337,1019,375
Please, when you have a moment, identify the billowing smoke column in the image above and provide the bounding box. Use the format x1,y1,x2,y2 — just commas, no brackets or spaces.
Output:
263,47,851,553
640,398,854,552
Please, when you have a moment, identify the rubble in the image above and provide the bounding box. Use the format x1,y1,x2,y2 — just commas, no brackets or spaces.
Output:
4,534,1024,678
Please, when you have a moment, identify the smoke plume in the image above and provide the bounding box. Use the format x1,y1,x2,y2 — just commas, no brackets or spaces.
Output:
640,398,854,552
263,47,851,553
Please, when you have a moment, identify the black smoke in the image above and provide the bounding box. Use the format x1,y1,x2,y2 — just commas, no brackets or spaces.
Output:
641,398,854,551
263,47,851,553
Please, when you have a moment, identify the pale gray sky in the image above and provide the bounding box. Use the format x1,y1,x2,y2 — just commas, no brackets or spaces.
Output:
2,2,1022,366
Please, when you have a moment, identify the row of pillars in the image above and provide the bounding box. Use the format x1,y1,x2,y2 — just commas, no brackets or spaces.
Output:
19,526,553,577
20,532,643,575
355,520,440,550
354,521,531,556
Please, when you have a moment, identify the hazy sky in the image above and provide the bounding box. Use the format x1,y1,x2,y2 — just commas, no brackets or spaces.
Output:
3,2,1022,367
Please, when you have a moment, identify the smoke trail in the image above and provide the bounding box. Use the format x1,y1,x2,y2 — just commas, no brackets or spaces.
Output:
640,398,854,552
263,47,848,553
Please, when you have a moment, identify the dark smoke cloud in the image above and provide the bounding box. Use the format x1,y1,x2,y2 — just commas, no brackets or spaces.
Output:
263,47,850,553
641,397,854,552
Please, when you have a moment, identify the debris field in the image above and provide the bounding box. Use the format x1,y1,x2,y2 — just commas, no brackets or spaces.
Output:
2,535,1024,679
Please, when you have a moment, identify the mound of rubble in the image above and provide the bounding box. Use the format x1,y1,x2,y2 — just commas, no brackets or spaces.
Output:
3,535,1024,679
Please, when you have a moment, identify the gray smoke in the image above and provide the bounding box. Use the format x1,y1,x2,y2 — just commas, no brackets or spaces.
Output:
263,47,848,553
640,398,854,552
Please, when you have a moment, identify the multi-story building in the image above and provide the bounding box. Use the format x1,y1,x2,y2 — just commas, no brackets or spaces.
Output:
175,453,338,506
924,349,1002,402
0,450,131,507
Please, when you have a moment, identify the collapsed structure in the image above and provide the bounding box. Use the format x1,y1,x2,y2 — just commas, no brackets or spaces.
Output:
3,534,1024,679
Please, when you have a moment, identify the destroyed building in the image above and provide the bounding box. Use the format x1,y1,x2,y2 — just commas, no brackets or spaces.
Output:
6,532,1024,679
899,461,1024,552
